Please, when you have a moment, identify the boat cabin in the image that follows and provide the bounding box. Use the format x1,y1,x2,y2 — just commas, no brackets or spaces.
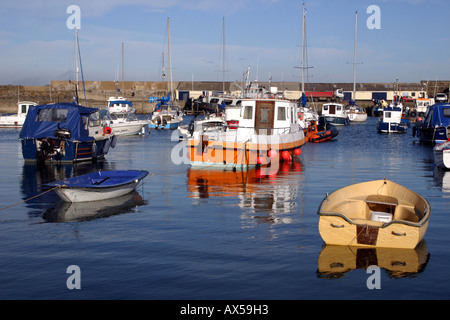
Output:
382,107,403,124
322,103,346,117
107,97,134,114
17,101,37,117
224,99,299,136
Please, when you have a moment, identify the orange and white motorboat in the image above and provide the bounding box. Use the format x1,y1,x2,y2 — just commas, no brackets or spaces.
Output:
187,97,306,169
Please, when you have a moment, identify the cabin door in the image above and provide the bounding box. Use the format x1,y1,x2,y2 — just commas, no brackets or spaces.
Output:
255,101,275,135
329,104,336,114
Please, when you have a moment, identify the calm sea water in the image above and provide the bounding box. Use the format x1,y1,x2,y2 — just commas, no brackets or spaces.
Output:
0,115,449,302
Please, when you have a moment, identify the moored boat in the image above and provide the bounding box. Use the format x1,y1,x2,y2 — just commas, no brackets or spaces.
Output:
19,103,116,163
305,119,339,143
377,106,409,133
107,96,135,114
187,97,306,169
148,95,183,130
413,103,450,144
46,170,149,202
346,102,367,122
433,139,450,169
317,179,431,249
0,101,37,128
99,109,147,136
320,103,349,126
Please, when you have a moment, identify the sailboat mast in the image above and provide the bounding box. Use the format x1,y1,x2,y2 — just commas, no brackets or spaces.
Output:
122,42,124,83
353,10,358,100
222,16,225,94
167,17,173,100
302,3,306,93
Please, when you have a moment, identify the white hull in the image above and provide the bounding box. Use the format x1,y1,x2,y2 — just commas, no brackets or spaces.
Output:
55,181,140,202
111,122,145,136
434,140,450,169
0,116,25,128
348,112,367,122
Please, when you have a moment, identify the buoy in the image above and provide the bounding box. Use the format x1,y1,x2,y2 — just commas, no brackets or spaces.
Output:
268,150,278,158
294,148,302,156
104,126,112,134
257,156,266,165
281,150,290,160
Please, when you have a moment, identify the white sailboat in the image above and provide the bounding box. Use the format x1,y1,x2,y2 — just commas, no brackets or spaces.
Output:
346,10,367,122
149,17,183,130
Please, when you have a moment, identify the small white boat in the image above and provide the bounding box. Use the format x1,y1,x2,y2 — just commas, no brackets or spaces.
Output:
99,110,147,136
46,170,149,202
434,139,450,169
377,106,409,133
107,96,135,114
346,103,367,122
317,179,431,249
0,101,37,128
178,114,226,139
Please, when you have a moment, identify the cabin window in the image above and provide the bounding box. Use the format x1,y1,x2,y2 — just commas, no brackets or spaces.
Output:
385,112,392,118
82,116,89,130
89,112,101,127
443,108,450,118
37,108,68,122
243,106,253,119
261,108,269,123
277,107,286,121
21,105,27,113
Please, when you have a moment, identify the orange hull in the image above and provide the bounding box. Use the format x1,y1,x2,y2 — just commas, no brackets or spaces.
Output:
187,136,306,167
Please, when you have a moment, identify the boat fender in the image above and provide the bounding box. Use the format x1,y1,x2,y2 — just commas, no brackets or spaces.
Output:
163,118,168,126
104,126,112,134
110,135,117,148
91,143,98,159
103,139,111,154
412,126,417,137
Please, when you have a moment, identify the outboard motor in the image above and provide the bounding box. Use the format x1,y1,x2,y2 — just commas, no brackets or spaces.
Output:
55,128,71,140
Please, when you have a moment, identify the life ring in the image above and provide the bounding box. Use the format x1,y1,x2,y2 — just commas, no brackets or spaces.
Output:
104,126,112,134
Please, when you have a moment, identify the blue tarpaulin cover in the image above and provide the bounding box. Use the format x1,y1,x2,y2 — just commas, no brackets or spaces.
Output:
19,103,98,141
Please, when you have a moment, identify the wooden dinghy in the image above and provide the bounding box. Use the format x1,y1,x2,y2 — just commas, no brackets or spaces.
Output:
46,170,149,203
317,179,431,249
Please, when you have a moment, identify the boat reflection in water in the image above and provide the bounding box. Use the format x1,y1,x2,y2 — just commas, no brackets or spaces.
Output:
187,158,303,225
43,191,146,222
317,241,430,279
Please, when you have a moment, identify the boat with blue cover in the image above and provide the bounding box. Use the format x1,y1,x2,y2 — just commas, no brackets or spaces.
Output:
413,103,450,144
19,102,116,163
46,170,149,202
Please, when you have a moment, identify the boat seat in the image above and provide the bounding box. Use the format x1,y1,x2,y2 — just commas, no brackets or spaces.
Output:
393,205,419,222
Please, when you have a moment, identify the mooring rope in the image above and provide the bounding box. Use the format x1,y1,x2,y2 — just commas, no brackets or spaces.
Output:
0,185,62,212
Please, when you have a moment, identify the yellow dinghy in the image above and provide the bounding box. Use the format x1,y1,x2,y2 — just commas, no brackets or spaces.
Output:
317,179,431,249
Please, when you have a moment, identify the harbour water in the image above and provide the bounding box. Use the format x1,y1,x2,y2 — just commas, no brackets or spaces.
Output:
0,116,449,301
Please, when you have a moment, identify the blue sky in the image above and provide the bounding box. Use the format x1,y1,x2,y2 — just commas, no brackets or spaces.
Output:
1,0,449,85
